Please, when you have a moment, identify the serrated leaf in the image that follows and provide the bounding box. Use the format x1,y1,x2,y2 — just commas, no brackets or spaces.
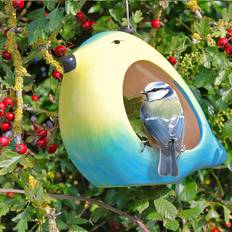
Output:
44,0,56,10
0,151,23,176
0,202,10,217
48,8,64,32
164,219,179,231
2,63,14,86
177,182,197,201
154,199,177,220
132,10,143,24
12,207,31,232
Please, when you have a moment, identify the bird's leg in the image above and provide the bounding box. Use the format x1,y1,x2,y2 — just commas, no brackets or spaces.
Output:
140,140,149,153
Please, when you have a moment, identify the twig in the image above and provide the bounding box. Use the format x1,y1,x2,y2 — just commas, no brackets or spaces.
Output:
209,170,224,197
0,188,150,232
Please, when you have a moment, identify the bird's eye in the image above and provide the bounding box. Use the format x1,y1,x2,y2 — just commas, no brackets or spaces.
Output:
112,40,121,44
60,55,76,73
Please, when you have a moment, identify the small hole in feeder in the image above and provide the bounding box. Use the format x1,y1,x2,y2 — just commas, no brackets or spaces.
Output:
123,60,200,150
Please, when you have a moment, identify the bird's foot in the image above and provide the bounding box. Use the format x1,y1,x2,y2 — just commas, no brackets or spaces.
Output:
180,145,186,153
140,140,149,153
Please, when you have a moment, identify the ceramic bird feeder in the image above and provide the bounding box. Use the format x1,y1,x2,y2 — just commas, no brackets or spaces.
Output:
59,31,227,187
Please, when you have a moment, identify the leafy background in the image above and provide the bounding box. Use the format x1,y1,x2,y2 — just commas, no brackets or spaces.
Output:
0,0,232,232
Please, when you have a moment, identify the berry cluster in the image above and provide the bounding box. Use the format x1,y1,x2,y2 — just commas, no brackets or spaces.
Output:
33,123,58,154
0,97,27,154
217,28,232,56
75,11,96,31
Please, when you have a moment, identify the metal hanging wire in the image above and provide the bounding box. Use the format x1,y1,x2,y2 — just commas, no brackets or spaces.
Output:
125,0,132,32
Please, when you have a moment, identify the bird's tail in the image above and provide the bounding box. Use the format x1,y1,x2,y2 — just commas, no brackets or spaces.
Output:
158,141,178,177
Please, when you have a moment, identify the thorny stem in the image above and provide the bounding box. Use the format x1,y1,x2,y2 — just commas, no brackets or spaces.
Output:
0,188,150,232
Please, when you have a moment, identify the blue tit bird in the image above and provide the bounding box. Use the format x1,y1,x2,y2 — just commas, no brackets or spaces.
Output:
140,81,185,177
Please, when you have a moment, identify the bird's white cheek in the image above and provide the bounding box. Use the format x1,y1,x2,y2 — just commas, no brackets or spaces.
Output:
148,89,169,101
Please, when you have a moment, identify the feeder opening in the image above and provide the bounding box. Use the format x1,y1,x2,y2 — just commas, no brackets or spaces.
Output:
123,60,200,150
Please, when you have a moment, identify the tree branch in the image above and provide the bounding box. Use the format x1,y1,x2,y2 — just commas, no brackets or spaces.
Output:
0,188,150,232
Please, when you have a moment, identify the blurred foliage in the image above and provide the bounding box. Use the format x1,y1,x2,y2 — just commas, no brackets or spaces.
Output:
0,0,232,232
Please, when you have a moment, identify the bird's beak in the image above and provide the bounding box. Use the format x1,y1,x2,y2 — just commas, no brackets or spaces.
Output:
140,91,145,95
60,55,76,73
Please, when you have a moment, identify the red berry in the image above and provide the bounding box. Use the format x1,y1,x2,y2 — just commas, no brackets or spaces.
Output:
48,143,58,153
225,45,232,56
1,122,11,132
167,56,177,65
82,20,94,30
0,102,6,117
5,112,15,121
227,28,232,38
16,143,28,154
109,221,121,231
217,38,228,49
12,0,25,9
6,192,15,198
54,45,67,57
151,18,161,29
225,222,232,228
0,136,10,147
52,70,62,80
3,97,14,108
76,11,85,21
36,138,47,148
211,228,220,232
31,95,40,101
36,129,47,138
2,51,12,60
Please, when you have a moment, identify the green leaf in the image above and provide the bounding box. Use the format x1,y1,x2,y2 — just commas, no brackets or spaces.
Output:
154,199,177,220
164,219,179,231
146,211,163,221
177,182,197,202
48,8,64,32
12,207,31,232
222,4,232,22
206,209,220,220
133,199,149,214
69,225,88,232
65,0,82,15
132,10,143,24
2,63,14,86
192,18,211,38
109,7,125,22
88,5,101,14
224,120,232,138
223,206,231,223
0,202,10,217
44,0,56,10
193,68,216,88
178,207,202,220
0,151,23,176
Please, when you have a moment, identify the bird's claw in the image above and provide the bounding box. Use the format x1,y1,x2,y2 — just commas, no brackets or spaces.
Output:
180,145,186,153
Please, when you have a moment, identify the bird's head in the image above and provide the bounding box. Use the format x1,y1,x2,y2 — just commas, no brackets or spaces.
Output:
142,81,175,102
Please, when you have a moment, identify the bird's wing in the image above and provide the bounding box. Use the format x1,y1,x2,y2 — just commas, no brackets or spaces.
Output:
169,115,185,153
169,114,185,141
143,117,170,146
